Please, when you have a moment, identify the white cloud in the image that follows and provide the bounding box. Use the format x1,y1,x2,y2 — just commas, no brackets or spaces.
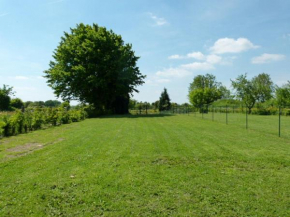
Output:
168,54,183,59
210,37,259,54
186,52,205,60
251,53,286,64
13,76,29,80
181,62,215,71
156,78,171,83
206,54,222,64
149,13,168,26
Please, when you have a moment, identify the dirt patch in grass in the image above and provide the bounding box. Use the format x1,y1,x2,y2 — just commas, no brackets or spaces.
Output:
4,138,65,160
7,143,44,154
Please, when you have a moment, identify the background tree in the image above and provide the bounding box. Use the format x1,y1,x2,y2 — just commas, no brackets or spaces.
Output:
0,85,14,111
10,98,24,109
159,88,171,111
252,73,274,103
188,74,226,109
44,100,62,107
232,73,274,113
45,23,145,115
275,82,290,106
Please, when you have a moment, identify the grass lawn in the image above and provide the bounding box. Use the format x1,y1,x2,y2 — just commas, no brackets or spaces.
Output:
0,114,290,216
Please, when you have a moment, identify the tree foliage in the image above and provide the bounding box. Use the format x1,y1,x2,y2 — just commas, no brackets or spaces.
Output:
159,88,171,111
231,73,274,113
252,73,274,103
188,74,227,108
275,82,290,106
10,98,24,109
0,85,14,111
44,23,145,114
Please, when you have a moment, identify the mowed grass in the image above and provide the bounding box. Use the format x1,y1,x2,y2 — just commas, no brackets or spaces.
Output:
194,111,290,139
0,114,290,216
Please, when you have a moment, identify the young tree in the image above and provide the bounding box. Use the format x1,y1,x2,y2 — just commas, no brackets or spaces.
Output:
0,85,14,111
252,73,274,103
45,23,145,114
188,74,227,109
231,73,274,113
231,74,256,113
159,88,171,111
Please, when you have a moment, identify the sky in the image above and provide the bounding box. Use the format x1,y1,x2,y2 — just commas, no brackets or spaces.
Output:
0,0,289,104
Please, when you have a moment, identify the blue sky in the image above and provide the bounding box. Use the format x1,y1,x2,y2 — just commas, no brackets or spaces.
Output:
0,0,289,104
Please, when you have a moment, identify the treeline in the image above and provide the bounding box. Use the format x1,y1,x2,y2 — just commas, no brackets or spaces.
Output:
0,105,87,138
188,73,290,114
0,84,65,111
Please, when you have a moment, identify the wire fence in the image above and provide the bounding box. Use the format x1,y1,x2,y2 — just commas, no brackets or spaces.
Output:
130,104,290,138
174,104,289,138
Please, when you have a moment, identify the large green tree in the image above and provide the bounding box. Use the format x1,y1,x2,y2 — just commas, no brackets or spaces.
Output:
188,74,227,108
0,85,14,111
45,23,145,114
159,88,171,111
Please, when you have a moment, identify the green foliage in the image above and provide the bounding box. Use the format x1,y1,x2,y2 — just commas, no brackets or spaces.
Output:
0,85,14,111
188,74,227,108
231,73,274,113
252,73,274,103
275,81,290,106
44,23,145,114
0,107,87,138
159,88,171,111
44,100,62,107
10,98,24,109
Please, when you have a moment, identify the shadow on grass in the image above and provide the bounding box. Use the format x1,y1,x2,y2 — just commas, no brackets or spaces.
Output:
98,113,174,119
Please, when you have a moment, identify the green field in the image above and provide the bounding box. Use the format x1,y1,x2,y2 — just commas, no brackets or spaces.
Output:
1,114,290,216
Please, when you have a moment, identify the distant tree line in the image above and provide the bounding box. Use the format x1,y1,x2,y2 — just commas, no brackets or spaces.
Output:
188,73,290,114
0,85,63,111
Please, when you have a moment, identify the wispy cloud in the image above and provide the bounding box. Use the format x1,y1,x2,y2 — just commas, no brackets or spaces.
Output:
168,52,205,60
0,13,9,17
210,38,259,54
251,53,286,64
149,13,168,26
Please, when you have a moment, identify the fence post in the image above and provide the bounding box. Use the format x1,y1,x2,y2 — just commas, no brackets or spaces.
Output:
212,105,214,121
202,106,204,119
279,106,281,137
246,107,248,129
226,105,228,125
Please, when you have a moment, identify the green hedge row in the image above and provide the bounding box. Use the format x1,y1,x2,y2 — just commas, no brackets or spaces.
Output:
0,107,87,138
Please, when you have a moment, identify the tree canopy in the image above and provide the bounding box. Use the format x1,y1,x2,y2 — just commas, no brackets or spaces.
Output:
231,73,274,113
188,74,227,108
44,23,145,114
